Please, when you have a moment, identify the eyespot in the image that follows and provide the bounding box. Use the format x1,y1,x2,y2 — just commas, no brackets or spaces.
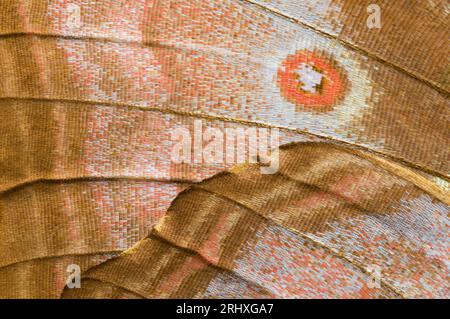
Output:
277,50,347,112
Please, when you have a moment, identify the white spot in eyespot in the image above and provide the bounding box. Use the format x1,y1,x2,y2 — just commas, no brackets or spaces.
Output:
295,63,323,93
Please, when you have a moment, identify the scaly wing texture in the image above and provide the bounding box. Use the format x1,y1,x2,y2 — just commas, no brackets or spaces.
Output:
251,0,450,91
0,0,448,298
62,142,449,299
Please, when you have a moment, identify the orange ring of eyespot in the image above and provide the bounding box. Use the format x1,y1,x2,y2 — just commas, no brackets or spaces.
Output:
277,50,346,112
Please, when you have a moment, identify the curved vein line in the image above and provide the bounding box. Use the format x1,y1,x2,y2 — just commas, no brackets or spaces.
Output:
0,32,269,66
150,232,278,298
0,176,193,196
191,186,406,298
0,31,172,49
259,141,449,205
87,232,277,298
0,95,447,181
0,20,448,96
0,250,122,271
62,277,147,299
273,170,387,216
216,165,389,219
347,148,450,205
